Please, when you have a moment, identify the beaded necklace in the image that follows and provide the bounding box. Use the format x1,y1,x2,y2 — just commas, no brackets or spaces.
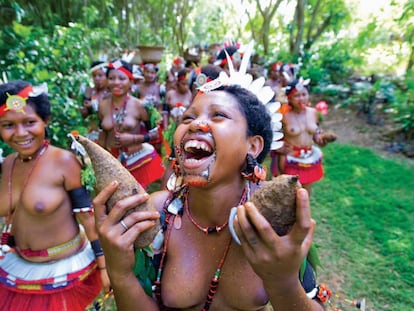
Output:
111,95,129,133
154,183,249,310
111,95,129,163
0,140,49,259
184,192,229,234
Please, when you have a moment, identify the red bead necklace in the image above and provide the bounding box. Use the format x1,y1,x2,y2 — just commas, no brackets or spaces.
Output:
154,183,249,310
184,192,229,234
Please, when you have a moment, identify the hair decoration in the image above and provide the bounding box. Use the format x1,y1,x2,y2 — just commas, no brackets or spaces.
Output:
198,41,283,150
285,77,311,98
0,83,48,117
89,62,108,73
108,60,134,80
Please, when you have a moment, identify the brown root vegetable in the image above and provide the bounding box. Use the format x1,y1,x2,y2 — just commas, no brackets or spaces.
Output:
74,134,160,249
321,131,337,143
250,174,301,236
229,174,301,244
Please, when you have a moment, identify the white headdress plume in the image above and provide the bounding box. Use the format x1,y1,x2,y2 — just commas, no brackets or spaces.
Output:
198,41,284,150
29,83,48,97
122,50,136,63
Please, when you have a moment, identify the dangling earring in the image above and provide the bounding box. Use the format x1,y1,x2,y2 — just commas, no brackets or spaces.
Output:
241,153,267,184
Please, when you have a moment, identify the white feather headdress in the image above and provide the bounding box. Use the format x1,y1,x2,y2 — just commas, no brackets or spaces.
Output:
198,41,284,150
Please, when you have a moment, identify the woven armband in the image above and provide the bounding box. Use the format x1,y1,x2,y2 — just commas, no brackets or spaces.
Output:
91,239,104,257
68,187,93,213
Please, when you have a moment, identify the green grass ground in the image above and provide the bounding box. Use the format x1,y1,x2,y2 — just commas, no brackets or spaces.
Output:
87,143,414,310
310,144,414,310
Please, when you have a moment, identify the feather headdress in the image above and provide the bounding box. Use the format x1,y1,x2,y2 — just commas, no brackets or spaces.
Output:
198,41,284,150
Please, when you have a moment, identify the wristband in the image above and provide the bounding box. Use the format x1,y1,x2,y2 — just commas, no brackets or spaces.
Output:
143,133,150,143
91,239,104,257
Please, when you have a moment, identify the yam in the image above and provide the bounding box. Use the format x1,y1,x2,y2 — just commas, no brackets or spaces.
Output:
321,131,337,143
229,174,301,244
250,174,301,236
74,134,160,249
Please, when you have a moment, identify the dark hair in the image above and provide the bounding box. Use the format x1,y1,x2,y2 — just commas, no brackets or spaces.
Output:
221,85,272,163
189,64,222,90
177,69,188,79
0,80,51,121
90,60,105,69
216,46,239,61
285,78,310,97
106,59,133,78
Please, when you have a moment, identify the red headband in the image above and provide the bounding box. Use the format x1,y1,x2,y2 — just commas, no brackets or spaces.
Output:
108,61,134,80
287,88,298,99
0,85,33,117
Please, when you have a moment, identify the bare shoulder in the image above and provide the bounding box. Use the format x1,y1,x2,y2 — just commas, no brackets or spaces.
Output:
149,190,170,213
47,145,80,168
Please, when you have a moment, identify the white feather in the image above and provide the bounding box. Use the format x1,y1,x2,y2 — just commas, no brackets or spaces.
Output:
266,101,281,114
272,131,284,141
256,86,274,105
271,140,284,150
239,40,254,75
248,76,265,95
30,83,48,96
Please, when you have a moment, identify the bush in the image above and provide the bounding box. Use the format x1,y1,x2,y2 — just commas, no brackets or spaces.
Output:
0,21,118,156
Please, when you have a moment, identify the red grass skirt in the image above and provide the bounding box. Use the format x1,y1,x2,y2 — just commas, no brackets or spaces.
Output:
283,145,324,185
0,243,101,311
111,143,165,189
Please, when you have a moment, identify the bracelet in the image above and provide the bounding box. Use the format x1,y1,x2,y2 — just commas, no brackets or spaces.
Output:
91,239,104,257
143,133,150,143
98,266,106,270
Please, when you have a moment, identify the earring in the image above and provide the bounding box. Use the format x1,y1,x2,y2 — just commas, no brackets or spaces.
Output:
241,153,267,184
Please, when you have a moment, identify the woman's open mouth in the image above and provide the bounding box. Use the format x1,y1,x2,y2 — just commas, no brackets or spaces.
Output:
183,139,214,170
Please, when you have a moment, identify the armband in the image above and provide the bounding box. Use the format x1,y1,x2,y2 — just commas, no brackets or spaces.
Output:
68,187,93,213
162,103,170,112
306,284,332,303
91,239,104,257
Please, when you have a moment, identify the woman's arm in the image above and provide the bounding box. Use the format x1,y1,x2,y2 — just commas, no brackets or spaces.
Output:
234,188,324,311
62,149,111,291
93,181,161,311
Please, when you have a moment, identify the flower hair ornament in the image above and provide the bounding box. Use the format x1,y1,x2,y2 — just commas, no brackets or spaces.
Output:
0,83,48,117
108,59,134,80
198,41,284,151
285,77,311,99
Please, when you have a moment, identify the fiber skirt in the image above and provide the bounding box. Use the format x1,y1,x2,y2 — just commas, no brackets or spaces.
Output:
0,243,101,311
111,143,165,189
283,145,324,185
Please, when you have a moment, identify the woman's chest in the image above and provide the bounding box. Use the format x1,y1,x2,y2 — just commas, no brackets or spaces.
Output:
285,113,317,135
101,107,141,132
160,233,269,310
9,169,66,216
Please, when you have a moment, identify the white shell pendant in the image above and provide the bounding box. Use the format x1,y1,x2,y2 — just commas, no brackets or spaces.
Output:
167,198,183,215
167,198,183,230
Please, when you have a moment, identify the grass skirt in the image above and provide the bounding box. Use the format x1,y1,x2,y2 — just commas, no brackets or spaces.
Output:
283,145,324,185
0,243,101,311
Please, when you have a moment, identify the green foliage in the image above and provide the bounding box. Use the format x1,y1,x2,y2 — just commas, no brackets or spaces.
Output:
300,41,356,85
0,19,120,156
391,71,414,138
81,162,97,196
133,247,156,297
